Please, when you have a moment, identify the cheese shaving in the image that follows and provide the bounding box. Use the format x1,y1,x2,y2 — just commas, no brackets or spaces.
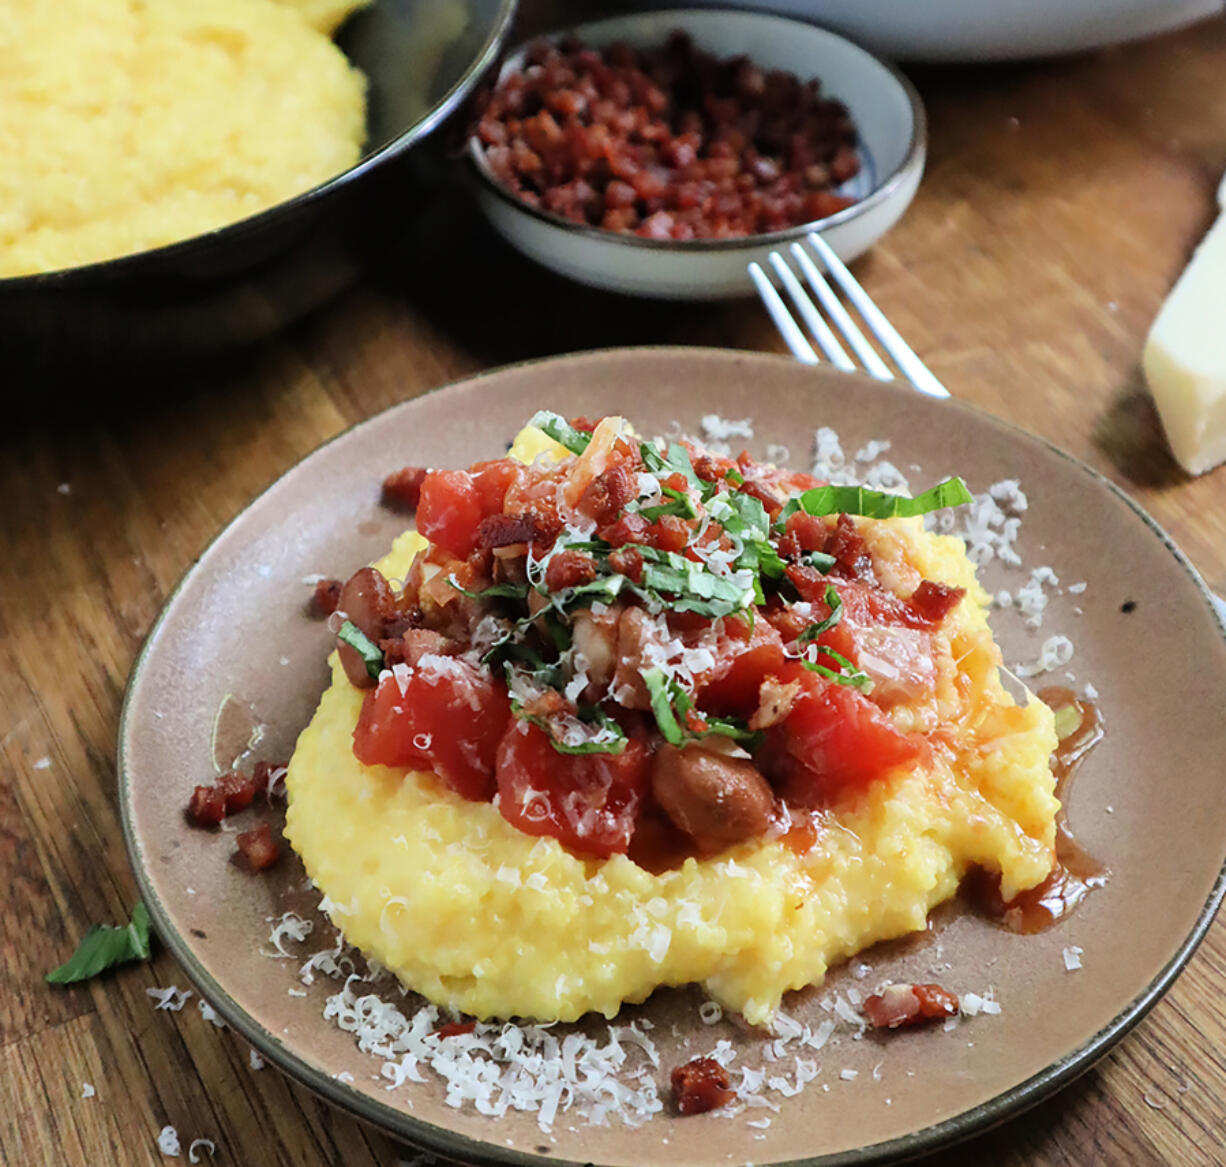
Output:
157,1126,181,1157
187,1138,216,1163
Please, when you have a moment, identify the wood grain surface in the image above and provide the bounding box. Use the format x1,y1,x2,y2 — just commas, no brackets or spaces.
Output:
3,4,1226,1164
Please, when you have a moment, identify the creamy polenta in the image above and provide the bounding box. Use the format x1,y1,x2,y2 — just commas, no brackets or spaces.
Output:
286,423,1058,1027
0,0,368,278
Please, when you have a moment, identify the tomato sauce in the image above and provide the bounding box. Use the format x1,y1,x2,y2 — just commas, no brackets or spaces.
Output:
969,686,1107,932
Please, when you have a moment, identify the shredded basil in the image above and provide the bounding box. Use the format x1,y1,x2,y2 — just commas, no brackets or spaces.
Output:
527,410,593,456
47,903,152,984
640,440,716,502
700,716,764,751
640,484,699,522
337,620,384,680
447,576,530,602
642,668,763,749
797,585,844,644
777,476,973,529
800,644,873,690
643,667,685,746
800,550,838,572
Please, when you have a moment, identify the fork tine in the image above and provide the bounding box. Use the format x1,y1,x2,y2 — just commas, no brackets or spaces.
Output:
767,253,857,373
748,262,819,365
788,243,894,381
805,233,950,399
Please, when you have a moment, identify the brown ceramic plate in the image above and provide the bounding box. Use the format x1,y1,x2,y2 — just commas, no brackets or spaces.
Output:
120,348,1226,1166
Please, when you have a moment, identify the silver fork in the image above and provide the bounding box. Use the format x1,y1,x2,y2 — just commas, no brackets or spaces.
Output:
749,232,950,400
752,235,1226,625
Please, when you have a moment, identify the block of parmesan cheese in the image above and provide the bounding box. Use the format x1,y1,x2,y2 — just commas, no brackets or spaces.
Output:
1142,174,1226,476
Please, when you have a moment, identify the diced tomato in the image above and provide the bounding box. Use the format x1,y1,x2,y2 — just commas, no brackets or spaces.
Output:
470,459,521,513
785,562,833,605
353,656,511,800
416,461,521,558
696,618,785,717
416,470,484,557
766,665,923,803
495,719,651,858
235,822,281,871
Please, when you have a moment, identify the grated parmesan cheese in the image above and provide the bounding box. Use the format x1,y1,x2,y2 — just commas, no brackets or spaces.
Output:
1063,946,1084,971
198,999,227,1029
81,1082,95,1099
146,986,193,1012
265,911,314,958
1014,634,1075,677
699,415,753,456
187,1138,216,1163
321,970,664,1130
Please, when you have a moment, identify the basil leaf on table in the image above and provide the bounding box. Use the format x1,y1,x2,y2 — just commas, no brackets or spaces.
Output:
47,902,152,985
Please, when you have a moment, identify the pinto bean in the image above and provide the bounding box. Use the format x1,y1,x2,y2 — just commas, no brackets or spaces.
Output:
337,567,397,688
651,745,773,852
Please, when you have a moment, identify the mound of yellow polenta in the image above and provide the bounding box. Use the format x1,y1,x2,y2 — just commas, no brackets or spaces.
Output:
286,508,1059,1027
0,0,368,278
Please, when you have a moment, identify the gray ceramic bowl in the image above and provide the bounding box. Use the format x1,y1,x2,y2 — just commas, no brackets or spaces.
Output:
467,9,926,300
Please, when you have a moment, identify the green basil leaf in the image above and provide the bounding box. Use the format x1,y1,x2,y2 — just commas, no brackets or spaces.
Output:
643,667,685,746
797,585,843,644
527,410,592,456
700,716,764,751
47,903,152,984
800,644,873,690
800,550,837,573
725,492,770,539
778,477,973,529
640,484,698,522
447,576,530,601
337,620,384,680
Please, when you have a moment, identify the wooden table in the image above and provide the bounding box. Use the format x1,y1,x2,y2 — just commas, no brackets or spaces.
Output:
4,5,1226,1164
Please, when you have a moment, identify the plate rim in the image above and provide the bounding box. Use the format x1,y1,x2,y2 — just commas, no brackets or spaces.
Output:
118,345,1226,1167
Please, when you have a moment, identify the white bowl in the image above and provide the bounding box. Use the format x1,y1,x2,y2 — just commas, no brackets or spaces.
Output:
687,0,1220,62
467,8,925,300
